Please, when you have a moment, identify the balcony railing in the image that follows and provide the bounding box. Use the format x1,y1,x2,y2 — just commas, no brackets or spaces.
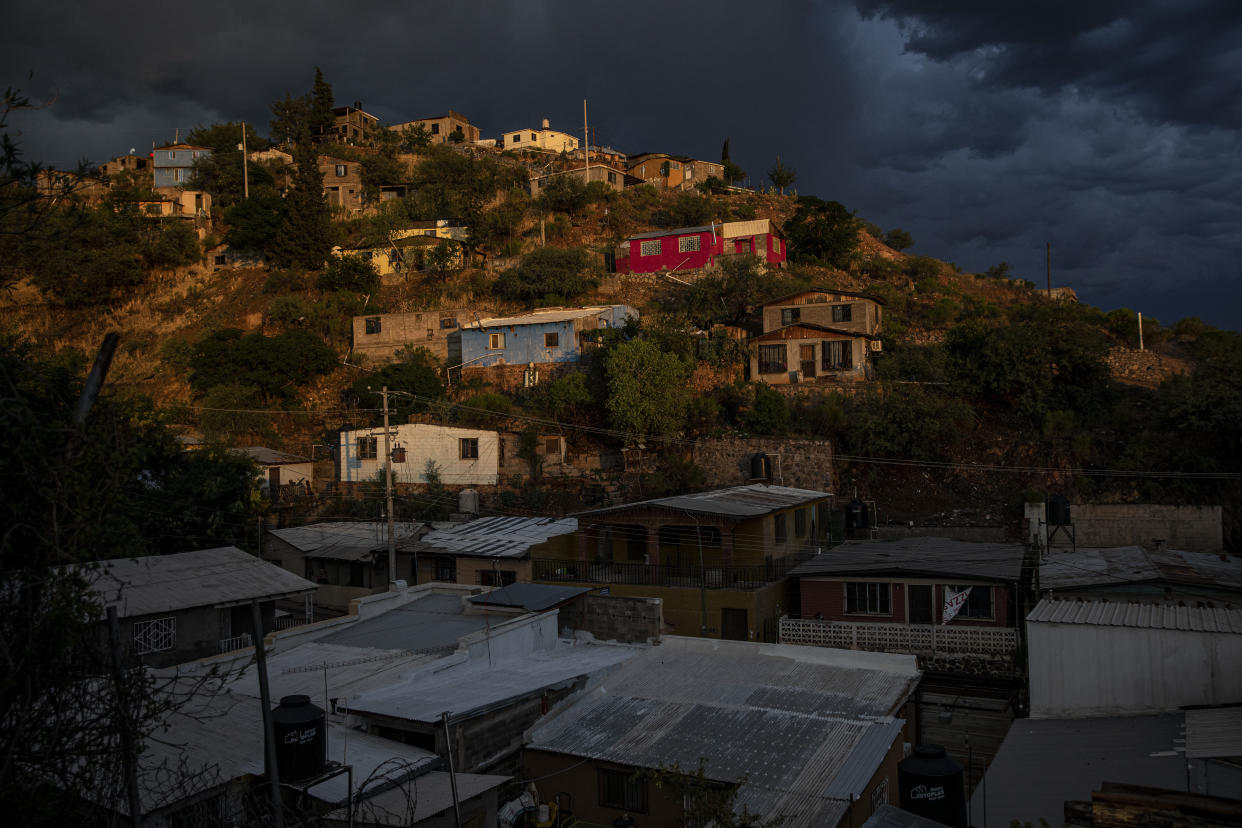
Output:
533,547,820,591
219,633,253,654
778,616,1018,658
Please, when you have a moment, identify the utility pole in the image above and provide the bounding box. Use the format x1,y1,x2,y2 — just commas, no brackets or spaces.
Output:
1138,311,1145,351
382,386,396,587
1046,241,1052,295
252,600,284,828
241,121,249,199
583,99,589,177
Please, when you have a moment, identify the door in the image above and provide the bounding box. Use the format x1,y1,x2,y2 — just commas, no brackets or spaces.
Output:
909,585,933,624
721,608,749,641
800,344,816,378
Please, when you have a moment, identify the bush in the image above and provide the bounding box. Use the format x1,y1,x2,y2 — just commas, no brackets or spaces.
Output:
536,175,591,215
188,327,337,400
905,256,941,280
456,393,513,428
493,247,597,304
746,383,791,435
344,347,444,424
317,255,379,292
782,197,858,268
650,193,714,228
881,228,913,251
732,203,757,220
265,295,313,327
263,269,309,293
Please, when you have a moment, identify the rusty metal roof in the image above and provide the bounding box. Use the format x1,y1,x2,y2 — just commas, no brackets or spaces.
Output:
1040,546,1242,594
1027,598,1242,633
232,445,311,466
576,484,831,520
527,637,919,828
466,305,634,329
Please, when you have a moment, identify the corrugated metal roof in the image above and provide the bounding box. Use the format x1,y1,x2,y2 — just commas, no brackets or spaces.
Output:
232,445,311,466
576,484,830,520
88,547,315,618
627,225,716,241
1027,598,1242,633
1040,546,1242,593
720,218,775,238
410,515,578,559
269,522,423,556
468,583,590,611
864,804,954,828
1184,707,1242,758
790,537,1026,582
465,305,631,329
527,637,919,828
323,770,511,824
314,592,491,652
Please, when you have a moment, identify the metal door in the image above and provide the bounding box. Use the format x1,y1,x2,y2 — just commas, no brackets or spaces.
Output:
909,584,933,624
721,608,749,641
800,344,816,378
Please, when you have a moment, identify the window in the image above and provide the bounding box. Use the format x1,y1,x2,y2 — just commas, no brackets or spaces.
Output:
598,768,647,812
173,168,185,183
794,508,807,537
426,328,434,338
607,171,616,183
431,123,440,134
488,332,505,349
950,585,994,619
846,582,892,615
335,164,347,177
772,238,782,254
774,513,787,545
823,340,849,371
832,303,853,322
440,317,458,329
364,317,381,335
133,616,176,654
544,436,561,456
544,332,559,347
781,307,800,325
356,436,378,460
435,556,456,582
530,133,537,141
459,438,479,459
678,235,701,253
758,344,787,374
511,134,520,144
871,777,890,812
640,239,662,256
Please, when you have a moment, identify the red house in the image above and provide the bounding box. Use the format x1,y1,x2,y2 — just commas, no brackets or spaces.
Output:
616,218,786,274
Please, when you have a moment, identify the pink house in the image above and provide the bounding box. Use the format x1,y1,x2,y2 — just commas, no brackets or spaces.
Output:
616,219,786,274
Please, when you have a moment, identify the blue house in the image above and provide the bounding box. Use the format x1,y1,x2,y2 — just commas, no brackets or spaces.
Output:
449,305,636,386
152,144,212,188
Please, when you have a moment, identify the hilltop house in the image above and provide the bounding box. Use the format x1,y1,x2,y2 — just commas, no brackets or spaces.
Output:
626,152,725,190
329,103,379,143
390,110,480,144
501,120,579,153
352,308,472,363
99,153,149,178
749,288,886,385
449,305,636,390
534,484,833,641
338,423,501,487
615,219,786,274
319,154,364,210
338,221,469,280
529,163,629,195
399,515,579,587
152,144,210,188
87,547,316,666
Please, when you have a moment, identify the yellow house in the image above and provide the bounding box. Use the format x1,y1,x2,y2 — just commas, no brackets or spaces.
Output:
338,221,469,277
501,119,579,154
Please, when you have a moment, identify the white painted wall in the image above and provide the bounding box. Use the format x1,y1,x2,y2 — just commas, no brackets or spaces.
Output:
1028,621,1242,717
262,461,314,487
340,424,500,486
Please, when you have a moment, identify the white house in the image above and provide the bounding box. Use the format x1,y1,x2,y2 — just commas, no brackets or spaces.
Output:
232,446,314,493
338,424,500,486
501,119,579,154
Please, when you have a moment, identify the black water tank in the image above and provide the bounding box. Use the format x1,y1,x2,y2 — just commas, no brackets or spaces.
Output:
1046,494,1072,526
272,694,326,782
846,499,869,529
898,744,966,828
750,453,771,481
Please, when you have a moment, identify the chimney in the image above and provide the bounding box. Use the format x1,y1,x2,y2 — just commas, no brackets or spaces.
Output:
542,118,550,129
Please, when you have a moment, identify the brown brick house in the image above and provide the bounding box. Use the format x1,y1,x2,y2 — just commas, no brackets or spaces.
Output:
749,288,886,385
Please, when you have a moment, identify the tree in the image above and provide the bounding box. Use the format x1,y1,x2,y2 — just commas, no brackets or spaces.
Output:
882,227,914,251
782,196,859,268
311,66,336,138
650,193,714,228
398,122,432,152
318,253,379,292
268,123,333,269
767,156,796,195
493,247,597,304
360,153,406,203
344,347,445,424
536,173,591,215
721,138,745,186
223,194,288,254
604,338,691,444
188,327,337,401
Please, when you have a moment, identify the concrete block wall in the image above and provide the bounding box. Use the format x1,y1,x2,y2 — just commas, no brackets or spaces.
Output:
558,594,663,643
1033,503,1223,553
691,437,835,493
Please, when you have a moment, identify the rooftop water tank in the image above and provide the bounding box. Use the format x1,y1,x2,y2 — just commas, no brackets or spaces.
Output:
459,489,480,515
272,694,326,782
897,744,966,828
1046,494,1072,526
846,499,869,529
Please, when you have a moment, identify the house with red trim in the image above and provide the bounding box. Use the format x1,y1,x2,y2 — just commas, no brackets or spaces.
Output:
615,218,786,274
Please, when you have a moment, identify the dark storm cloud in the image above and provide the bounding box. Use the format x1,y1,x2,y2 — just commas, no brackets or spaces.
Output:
3,1,1240,328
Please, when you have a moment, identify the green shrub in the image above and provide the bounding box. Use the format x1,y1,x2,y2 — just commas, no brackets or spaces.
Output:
493,247,597,304
263,269,309,293
317,255,379,292
746,383,791,435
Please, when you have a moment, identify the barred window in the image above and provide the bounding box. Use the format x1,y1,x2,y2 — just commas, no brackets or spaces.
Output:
678,235,701,253
356,436,378,460
133,616,176,654
364,317,381,335
758,344,787,374
640,239,662,256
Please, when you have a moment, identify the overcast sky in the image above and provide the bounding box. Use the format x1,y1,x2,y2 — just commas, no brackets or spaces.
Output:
5,1,1239,329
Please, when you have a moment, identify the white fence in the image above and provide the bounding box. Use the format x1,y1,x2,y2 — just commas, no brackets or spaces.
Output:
219,633,253,654
779,616,1018,657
